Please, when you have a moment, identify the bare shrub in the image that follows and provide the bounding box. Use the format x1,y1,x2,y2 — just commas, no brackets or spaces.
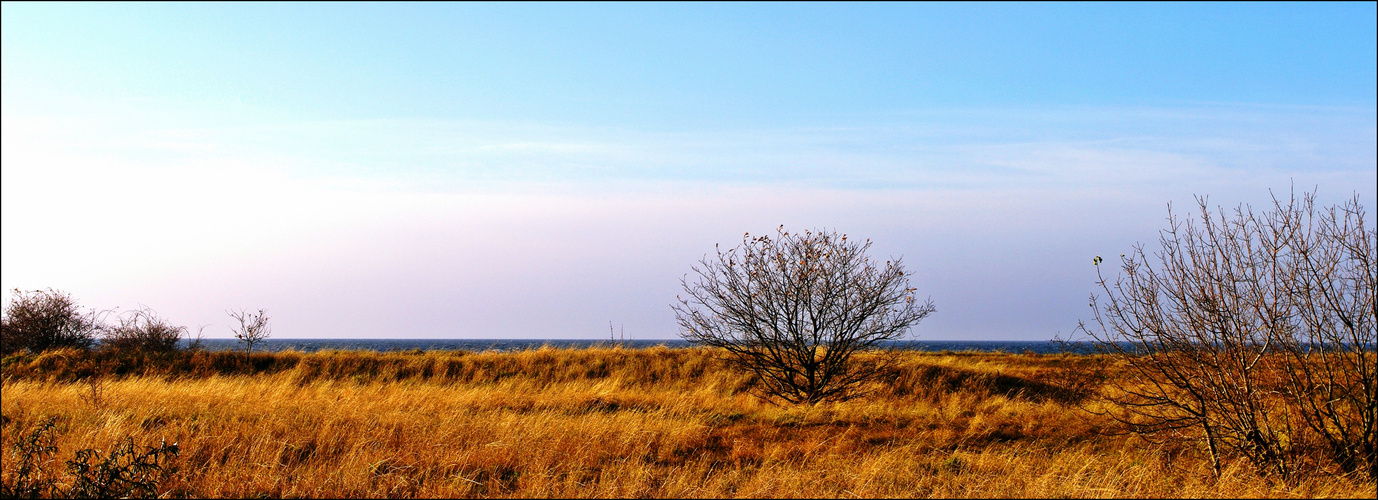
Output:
1,289,103,355
1,416,60,498
228,309,271,352
1080,189,1376,483
673,226,935,404
0,416,180,499
1270,192,1376,480
101,307,186,354
72,358,115,411
65,437,180,499
184,325,208,352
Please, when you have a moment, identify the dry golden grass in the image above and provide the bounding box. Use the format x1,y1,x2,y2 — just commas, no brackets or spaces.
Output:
2,346,1372,498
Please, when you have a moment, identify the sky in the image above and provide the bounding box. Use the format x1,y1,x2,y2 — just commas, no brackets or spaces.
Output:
2,2,1375,341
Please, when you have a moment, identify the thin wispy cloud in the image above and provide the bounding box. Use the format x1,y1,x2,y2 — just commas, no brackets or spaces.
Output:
3,3,1373,340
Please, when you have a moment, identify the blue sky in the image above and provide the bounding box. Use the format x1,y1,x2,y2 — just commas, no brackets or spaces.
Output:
3,2,1375,340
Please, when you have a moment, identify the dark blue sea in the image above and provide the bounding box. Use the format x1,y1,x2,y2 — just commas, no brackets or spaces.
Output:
181,338,1092,354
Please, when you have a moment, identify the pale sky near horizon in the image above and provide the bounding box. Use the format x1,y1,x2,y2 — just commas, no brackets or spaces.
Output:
3,2,1375,341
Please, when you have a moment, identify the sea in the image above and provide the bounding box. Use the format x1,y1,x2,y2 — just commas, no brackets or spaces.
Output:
180,338,1095,354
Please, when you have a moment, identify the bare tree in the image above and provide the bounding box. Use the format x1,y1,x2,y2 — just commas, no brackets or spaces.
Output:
228,309,271,352
673,226,935,404
1080,189,1375,483
1,289,104,354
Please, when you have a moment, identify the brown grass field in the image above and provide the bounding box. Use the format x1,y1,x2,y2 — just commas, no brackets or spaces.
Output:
1,346,1373,498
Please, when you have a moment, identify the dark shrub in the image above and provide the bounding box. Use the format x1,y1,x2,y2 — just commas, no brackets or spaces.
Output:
102,307,186,354
1,289,102,355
